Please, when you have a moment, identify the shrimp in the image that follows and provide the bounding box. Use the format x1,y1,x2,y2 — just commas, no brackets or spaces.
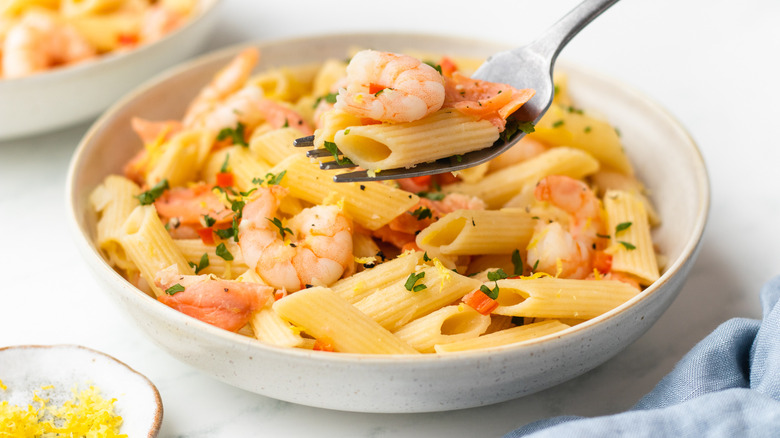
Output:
183,48,260,127
334,50,446,123
526,175,605,279
139,4,186,43
443,72,535,131
155,265,273,332
154,183,233,238
2,10,96,78
238,186,353,292
183,48,313,135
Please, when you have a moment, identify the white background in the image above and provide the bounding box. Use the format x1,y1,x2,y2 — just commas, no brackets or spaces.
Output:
2,0,779,436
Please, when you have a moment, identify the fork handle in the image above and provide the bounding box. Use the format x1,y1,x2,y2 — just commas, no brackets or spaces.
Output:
521,0,620,63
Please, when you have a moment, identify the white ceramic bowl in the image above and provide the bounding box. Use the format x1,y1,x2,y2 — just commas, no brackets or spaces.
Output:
0,345,162,437
66,33,709,413
0,0,221,141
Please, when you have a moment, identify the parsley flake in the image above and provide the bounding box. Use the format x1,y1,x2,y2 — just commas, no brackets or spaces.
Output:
323,141,354,166
552,120,565,128
615,222,633,234
188,253,210,274
417,191,445,201
202,214,216,227
267,217,293,239
404,271,427,292
511,249,523,276
313,92,339,108
220,153,230,173
135,179,169,205
216,242,234,261
410,207,433,220
217,122,248,147
423,61,443,75
165,283,185,295
619,241,636,250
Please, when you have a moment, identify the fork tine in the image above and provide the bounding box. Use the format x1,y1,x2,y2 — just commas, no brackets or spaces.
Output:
306,149,334,158
293,135,315,147
319,160,357,170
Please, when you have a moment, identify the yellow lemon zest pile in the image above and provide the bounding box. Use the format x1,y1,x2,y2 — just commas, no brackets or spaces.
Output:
0,381,126,438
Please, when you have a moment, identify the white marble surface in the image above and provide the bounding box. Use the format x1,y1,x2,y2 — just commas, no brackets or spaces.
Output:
1,0,779,436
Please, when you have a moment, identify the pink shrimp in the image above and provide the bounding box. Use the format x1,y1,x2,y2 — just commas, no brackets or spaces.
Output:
334,50,446,123
155,265,272,332
2,10,96,78
238,186,353,292
139,4,186,43
526,175,605,279
442,72,535,131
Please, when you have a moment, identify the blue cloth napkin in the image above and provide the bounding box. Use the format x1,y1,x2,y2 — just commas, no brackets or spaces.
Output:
505,276,780,437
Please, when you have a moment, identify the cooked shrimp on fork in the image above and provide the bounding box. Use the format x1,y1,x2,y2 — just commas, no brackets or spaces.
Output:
334,49,446,123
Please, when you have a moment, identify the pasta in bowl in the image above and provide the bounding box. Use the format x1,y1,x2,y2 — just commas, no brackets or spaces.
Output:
0,0,220,140
67,33,709,412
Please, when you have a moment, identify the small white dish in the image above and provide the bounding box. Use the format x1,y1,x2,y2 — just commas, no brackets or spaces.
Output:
0,0,221,141
66,33,709,413
0,344,162,437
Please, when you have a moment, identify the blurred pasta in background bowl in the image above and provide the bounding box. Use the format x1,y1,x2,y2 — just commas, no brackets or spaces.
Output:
67,33,709,413
0,0,220,140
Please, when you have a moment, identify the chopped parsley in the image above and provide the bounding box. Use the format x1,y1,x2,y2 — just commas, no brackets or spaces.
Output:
423,252,431,262
517,121,536,134
214,225,235,240
188,253,210,274
479,284,499,300
487,269,508,282
216,242,234,261
313,92,338,108
532,259,540,271
423,61,443,75
615,222,633,234
584,126,592,133
596,233,611,239
323,141,354,166
267,217,293,239
417,191,445,201
410,206,433,220
253,170,287,186
552,120,565,128
135,179,169,205
404,271,427,292
619,241,636,250
217,122,248,147
454,154,463,163
202,214,216,227
511,249,523,276
165,283,185,295
566,106,584,115
220,153,230,173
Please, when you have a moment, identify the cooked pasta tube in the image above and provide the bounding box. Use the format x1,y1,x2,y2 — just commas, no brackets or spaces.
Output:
313,109,363,149
89,175,140,270
416,209,536,256
434,320,570,353
224,146,272,191
492,277,639,320
330,251,424,304
603,190,660,285
173,239,248,279
444,147,600,208
530,103,633,175
146,130,213,187
249,63,319,102
248,127,302,166
393,305,491,353
270,154,419,230
273,287,419,354
354,264,482,331
332,109,499,171
120,205,194,297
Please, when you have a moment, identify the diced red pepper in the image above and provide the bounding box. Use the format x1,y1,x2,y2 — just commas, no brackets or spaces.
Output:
368,83,386,94
462,289,499,315
117,33,139,46
196,227,215,245
313,337,335,352
439,56,458,77
216,172,234,188
593,250,613,274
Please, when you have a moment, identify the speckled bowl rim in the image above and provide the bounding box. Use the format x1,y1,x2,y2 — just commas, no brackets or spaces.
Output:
0,344,162,437
66,32,710,367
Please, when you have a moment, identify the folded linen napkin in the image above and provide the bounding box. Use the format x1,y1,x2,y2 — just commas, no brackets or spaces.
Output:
505,276,780,437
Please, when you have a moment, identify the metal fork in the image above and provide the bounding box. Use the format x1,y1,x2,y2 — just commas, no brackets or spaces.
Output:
295,0,619,183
